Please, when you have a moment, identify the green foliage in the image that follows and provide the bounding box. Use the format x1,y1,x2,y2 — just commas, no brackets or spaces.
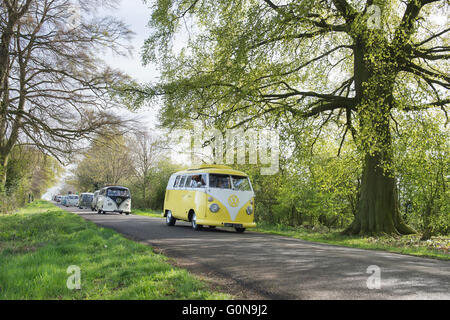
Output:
1,147,62,214
71,133,134,192
394,112,449,236
127,159,182,211
137,0,448,235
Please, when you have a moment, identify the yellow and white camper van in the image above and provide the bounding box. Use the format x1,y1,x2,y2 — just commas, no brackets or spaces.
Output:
163,165,256,233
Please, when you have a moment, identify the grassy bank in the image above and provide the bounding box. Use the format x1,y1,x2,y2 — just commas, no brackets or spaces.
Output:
124,208,449,260
131,208,163,219
0,201,230,300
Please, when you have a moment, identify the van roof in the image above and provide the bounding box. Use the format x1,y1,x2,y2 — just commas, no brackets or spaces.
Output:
175,164,248,177
102,186,129,190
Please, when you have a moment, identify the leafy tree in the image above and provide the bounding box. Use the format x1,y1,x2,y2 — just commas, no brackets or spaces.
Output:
71,133,135,192
139,0,449,235
394,112,449,239
1,145,62,213
128,131,167,207
0,0,133,192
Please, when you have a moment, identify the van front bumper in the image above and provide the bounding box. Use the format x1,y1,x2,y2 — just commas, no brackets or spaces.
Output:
196,219,256,229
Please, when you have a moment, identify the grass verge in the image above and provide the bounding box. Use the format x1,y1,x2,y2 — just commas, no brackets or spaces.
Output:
0,201,231,300
131,208,163,219
254,222,450,261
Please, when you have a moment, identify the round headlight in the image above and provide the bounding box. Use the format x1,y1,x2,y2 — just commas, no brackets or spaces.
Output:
246,206,253,215
209,203,220,213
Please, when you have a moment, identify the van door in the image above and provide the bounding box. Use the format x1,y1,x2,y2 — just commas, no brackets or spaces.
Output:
172,175,186,219
179,175,192,220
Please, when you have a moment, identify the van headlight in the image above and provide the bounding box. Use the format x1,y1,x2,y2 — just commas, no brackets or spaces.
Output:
209,204,220,213
246,206,253,215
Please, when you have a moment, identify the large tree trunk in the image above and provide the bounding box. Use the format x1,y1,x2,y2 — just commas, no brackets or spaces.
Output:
344,106,416,236
344,37,416,236
344,151,415,236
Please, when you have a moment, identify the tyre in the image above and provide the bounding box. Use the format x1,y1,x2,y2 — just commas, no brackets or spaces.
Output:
235,227,246,233
166,211,176,226
191,213,202,231
97,209,102,215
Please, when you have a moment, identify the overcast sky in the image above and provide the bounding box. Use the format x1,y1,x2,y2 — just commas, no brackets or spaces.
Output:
101,0,162,131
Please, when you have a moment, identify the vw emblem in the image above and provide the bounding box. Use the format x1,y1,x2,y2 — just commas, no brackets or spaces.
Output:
228,195,240,208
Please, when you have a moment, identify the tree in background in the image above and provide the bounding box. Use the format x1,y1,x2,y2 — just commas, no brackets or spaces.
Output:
1,146,62,213
69,130,181,211
71,132,135,192
138,0,448,235
394,112,449,239
0,0,133,192
129,131,166,208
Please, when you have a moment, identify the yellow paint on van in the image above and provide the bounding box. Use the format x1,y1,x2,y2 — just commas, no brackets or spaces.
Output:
163,165,256,231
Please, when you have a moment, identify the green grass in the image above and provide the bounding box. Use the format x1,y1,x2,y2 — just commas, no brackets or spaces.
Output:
131,208,164,219
0,201,231,300
254,222,450,261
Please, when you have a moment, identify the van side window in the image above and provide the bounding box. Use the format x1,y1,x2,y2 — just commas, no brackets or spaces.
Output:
173,176,181,188
191,174,207,188
179,176,187,188
185,176,192,188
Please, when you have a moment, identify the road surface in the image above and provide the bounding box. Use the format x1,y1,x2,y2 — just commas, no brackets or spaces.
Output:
59,205,450,300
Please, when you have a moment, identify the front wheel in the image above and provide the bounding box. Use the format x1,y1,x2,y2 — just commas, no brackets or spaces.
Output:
191,213,202,231
97,209,102,215
166,211,176,226
235,227,246,233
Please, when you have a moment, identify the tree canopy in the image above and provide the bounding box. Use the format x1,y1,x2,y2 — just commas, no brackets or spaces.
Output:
138,0,449,235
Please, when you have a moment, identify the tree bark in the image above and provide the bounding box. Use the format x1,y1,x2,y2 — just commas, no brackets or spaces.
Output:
343,113,416,236
0,152,9,192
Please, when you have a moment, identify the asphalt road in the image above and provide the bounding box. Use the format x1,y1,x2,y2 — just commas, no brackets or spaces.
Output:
59,204,450,300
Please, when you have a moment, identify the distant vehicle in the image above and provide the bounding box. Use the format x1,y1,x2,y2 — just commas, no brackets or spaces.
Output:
91,190,100,211
78,193,94,209
65,195,79,207
163,165,256,233
96,186,131,215
54,195,62,202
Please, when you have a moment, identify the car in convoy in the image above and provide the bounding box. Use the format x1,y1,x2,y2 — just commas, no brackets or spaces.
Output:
78,193,94,209
163,165,256,233
91,190,99,211
95,186,131,215
65,194,79,207
54,195,62,203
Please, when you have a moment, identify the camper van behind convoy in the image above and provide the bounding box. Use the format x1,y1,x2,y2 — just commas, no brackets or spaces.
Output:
95,186,131,215
163,165,256,233
91,190,99,211
65,195,79,207
78,193,94,209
